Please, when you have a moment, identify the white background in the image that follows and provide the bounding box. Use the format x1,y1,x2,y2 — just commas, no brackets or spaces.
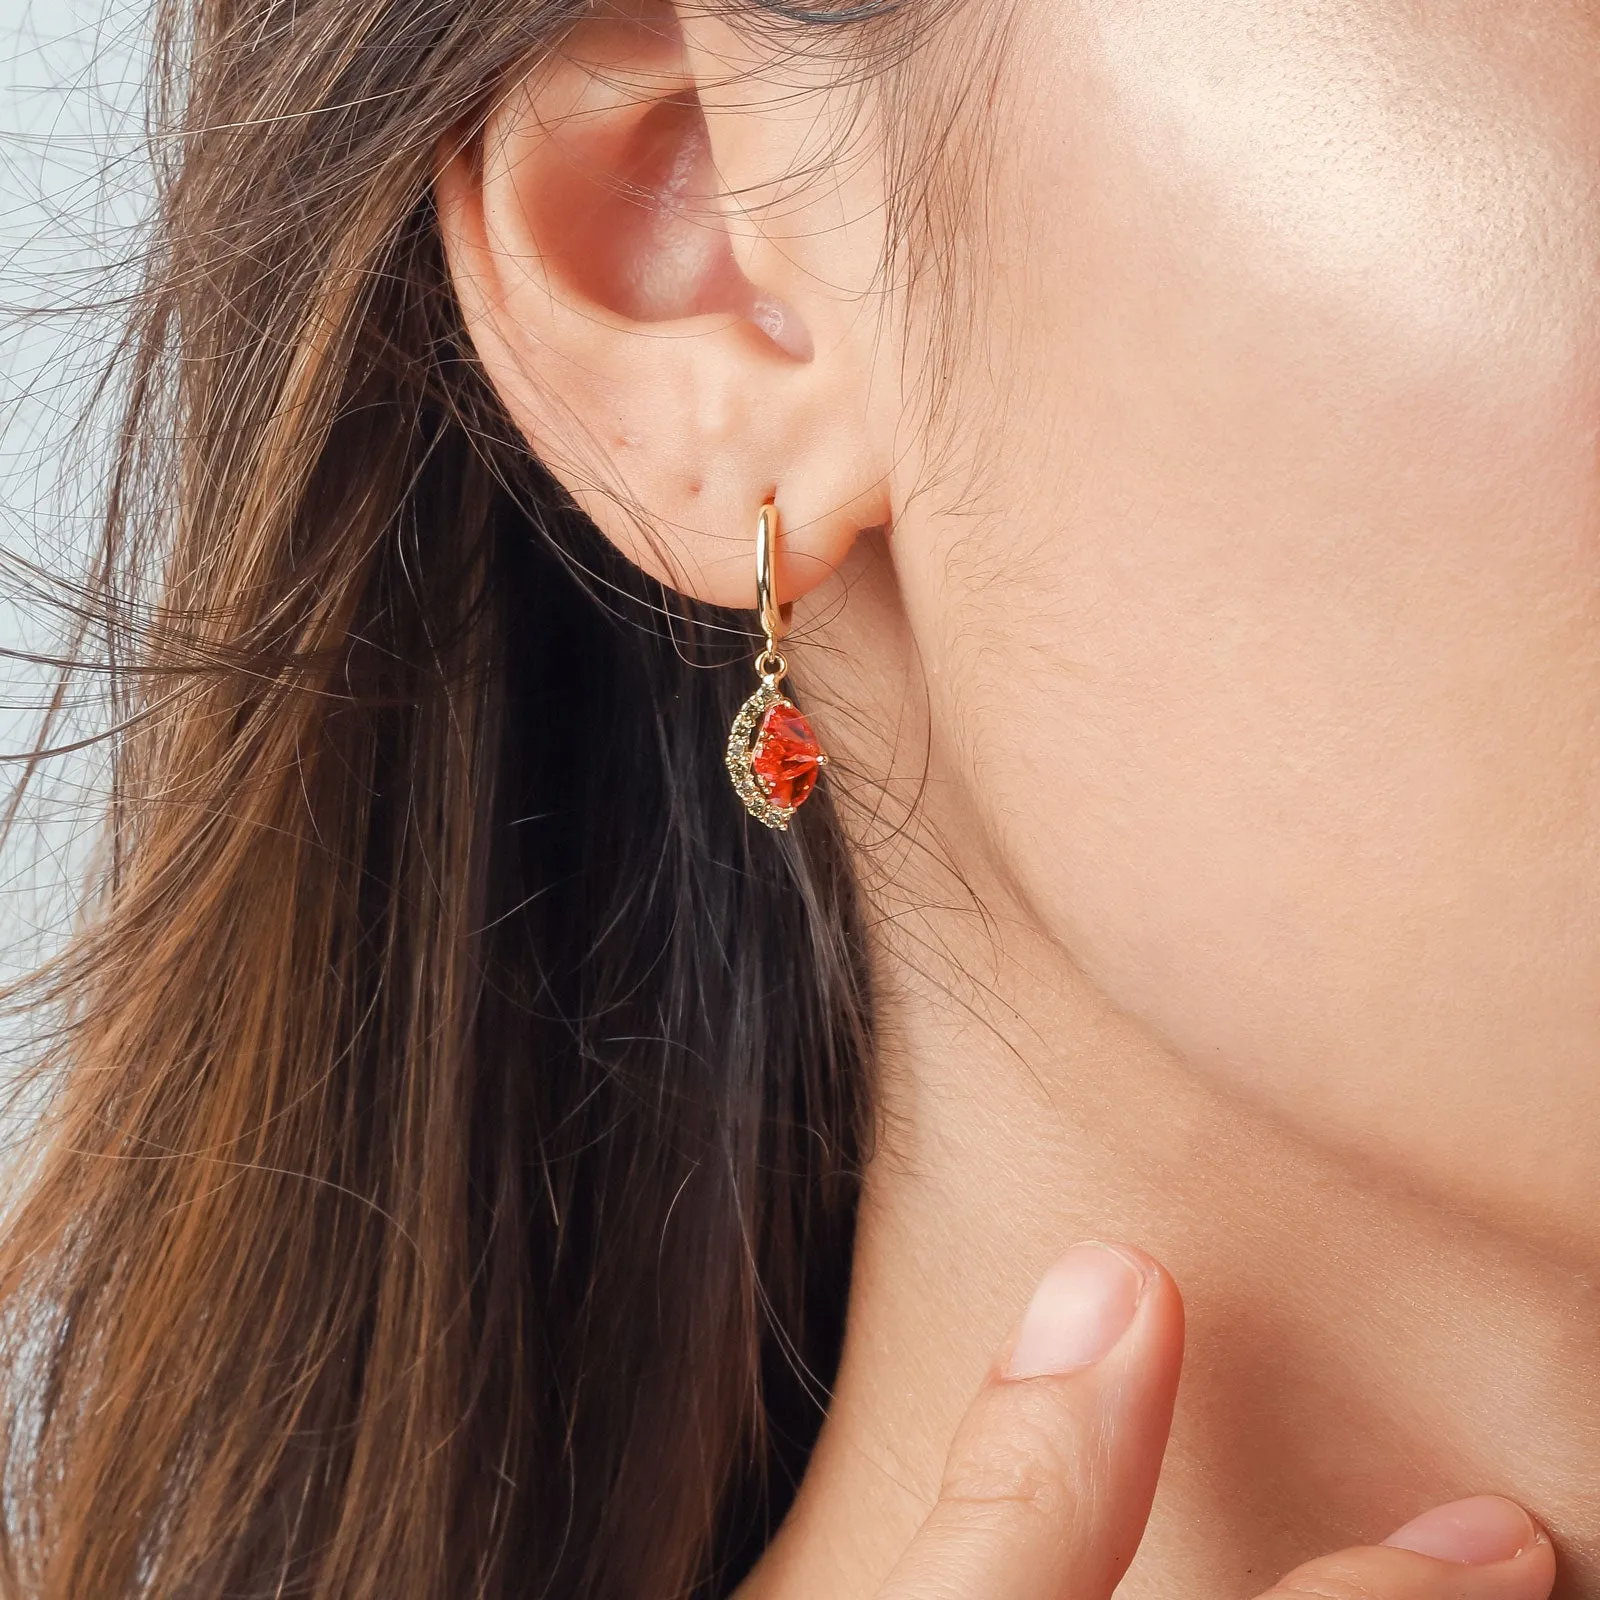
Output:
0,0,152,1040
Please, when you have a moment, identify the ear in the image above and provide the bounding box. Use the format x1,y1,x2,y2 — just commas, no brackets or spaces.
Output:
435,0,895,611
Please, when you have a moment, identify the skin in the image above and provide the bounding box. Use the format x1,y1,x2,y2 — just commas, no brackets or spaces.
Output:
435,0,1600,1594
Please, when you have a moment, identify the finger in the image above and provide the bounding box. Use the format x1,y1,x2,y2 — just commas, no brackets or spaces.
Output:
874,1240,1185,1600
1259,1497,1556,1600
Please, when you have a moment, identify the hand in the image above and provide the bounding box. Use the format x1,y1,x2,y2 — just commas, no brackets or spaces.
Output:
873,1242,1556,1600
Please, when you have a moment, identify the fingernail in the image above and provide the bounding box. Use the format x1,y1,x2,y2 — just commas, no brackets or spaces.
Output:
1004,1242,1147,1379
1383,1497,1541,1565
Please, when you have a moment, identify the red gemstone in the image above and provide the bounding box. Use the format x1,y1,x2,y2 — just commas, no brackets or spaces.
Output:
752,703,824,811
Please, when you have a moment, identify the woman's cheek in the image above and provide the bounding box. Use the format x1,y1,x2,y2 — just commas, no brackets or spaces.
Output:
908,0,1600,1245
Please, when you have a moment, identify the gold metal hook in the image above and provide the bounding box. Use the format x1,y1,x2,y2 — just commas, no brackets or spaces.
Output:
755,500,783,654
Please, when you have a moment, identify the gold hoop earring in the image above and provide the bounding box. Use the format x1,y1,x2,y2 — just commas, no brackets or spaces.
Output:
724,500,827,830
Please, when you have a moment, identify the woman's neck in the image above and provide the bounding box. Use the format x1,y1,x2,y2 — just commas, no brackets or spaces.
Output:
736,858,1600,1600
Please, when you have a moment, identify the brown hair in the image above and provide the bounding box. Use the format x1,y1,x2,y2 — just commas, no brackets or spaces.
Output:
0,2,897,1594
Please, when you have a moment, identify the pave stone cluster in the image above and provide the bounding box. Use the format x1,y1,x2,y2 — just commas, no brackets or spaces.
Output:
725,679,819,830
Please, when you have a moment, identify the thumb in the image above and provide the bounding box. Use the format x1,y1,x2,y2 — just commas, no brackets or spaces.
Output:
875,1241,1184,1600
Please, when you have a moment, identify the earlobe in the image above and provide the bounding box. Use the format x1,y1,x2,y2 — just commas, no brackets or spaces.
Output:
434,0,891,612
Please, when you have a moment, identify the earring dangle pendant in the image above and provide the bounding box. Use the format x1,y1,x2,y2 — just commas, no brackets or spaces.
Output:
724,501,828,830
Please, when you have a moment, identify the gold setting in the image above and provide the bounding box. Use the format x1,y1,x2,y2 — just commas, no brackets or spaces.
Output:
725,500,828,830
726,678,804,830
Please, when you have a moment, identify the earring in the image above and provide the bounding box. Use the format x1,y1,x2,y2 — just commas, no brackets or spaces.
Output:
724,500,828,830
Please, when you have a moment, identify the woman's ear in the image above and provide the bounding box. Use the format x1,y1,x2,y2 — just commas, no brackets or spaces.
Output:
435,0,894,610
